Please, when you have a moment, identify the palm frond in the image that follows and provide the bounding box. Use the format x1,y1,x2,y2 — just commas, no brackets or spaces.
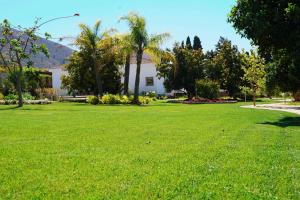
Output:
148,33,171,47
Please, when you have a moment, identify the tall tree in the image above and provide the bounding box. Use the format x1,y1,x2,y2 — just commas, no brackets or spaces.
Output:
157,42,206,98
228,1,300,99
186,36,192,50
0,19,50,107
193,36,202,50
75,21,113,97
120,12,169,103
210,37,244,97
118,34,134,95
63,33,123,95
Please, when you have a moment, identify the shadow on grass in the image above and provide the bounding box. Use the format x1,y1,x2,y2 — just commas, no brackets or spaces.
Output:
0,106,19,110
261,117,300,128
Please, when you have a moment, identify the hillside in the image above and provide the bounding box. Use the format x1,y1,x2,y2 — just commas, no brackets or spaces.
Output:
31,37,73,69
0,29,73,69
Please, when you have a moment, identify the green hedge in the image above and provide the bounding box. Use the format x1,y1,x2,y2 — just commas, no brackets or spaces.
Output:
196,80,220,99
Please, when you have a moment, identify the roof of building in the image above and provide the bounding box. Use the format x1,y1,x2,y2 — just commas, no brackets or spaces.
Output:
130,53,154,64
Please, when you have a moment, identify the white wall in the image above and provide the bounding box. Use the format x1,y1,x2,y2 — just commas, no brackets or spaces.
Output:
49,62,166,96
48,68,68,96
126,63,166,95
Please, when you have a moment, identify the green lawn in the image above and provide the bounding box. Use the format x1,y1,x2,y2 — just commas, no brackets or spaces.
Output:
289,102,300,106
0,102,299,199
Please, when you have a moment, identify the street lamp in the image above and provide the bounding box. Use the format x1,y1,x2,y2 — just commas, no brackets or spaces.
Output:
37,13,80,28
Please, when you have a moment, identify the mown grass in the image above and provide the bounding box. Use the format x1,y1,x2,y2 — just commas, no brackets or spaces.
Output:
0,102,299,199
288,101,300,106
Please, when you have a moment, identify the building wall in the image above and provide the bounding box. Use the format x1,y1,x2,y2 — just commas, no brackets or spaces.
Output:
126,63,166,95
48,68,68,96
50,62,166,96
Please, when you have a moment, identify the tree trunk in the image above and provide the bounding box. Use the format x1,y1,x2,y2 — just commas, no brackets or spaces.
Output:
292,91,300,101
133,50,143,104
94,67,103,97
93,55,103,97
16,71,23,107
124,54,131,95
253,94,256,107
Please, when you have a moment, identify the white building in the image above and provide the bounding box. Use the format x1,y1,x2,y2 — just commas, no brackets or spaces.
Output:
49,53,166,96
124,53,166,95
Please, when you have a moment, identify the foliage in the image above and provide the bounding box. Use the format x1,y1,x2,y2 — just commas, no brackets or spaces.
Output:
62,24,123,96
5,67,51,97
196,80,220,99
266,50,300,100
3,93,18,100
208,37,244,97
145,91,156,98
101,94,123,104
35,88,58,101
138,96,152,105
228,1,300,97
241,51,266,106
86,94,152,105
120,12,169,103
0,92,4,100
193,36,202,50
185,36,192,49
0,102,299,199
3,92,34,100
228,1,300,58
22,92,35,100
157,36,206,98
0,19,50,107
87,96,100,105
70,21,122,97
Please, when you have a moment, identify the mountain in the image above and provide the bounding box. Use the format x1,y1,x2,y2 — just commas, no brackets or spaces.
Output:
31,37,73,69
0,29,74,69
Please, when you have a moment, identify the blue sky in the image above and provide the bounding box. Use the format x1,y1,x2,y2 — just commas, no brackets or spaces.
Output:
0,0,252,51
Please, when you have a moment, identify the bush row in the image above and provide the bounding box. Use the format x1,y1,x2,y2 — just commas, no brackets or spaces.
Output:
0,99,51,105
87,94,153,105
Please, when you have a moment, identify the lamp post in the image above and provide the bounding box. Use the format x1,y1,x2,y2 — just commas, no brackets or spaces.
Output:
37,13,80,28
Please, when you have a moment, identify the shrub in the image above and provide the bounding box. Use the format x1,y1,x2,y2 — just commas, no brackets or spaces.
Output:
196,80,220,99
102,94,121,104
35,88,58,101
138,96,152,105
4,93,18,100
23,92,35,100
146,91,156,98
87,94,152,105
120,95,130,104
0,93,4,100
87,96,100,105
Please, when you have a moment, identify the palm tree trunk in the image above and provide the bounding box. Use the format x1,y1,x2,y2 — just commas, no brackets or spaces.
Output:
93,54,103,97
94,60,103,97
94,67,103,97
133,50,143,104
124,53,131,95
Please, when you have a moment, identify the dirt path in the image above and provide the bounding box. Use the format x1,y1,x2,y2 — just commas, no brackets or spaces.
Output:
241,103,300,115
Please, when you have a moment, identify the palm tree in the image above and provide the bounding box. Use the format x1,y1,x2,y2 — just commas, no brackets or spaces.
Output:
118,34,134,95
75,21,112,97
120,13,170,103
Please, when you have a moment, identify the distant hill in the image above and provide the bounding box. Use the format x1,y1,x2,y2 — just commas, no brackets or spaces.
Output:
31,37,73,69
0,29,74,69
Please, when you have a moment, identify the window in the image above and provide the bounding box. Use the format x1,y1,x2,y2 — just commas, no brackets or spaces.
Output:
145,77,154,86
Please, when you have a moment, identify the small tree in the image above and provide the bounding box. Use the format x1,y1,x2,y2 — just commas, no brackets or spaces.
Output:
241,51,266,106
0,19,50,107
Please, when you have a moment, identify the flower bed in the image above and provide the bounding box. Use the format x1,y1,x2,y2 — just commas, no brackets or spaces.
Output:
0,99,51,105
168,98,237,104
